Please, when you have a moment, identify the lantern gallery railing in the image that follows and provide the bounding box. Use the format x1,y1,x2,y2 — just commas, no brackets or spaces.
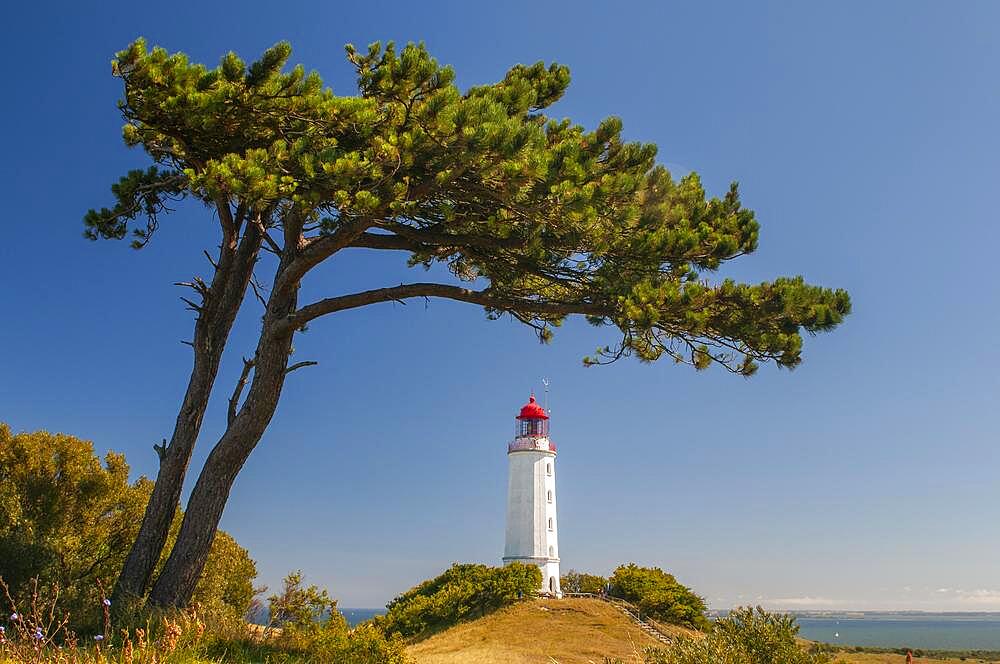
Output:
508,438,557,453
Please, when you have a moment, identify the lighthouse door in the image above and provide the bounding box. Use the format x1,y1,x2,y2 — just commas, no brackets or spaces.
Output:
549,577,555,593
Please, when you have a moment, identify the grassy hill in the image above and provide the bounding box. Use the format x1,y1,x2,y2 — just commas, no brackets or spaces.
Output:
405,597,995,664
406,597,693,664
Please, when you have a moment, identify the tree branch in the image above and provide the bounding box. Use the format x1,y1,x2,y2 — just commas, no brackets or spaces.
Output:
179,296,203,313
260,231,283,255
285,360,318,374
274,282,609,336
228,358,255,426
174,277,210,298
254,213,283,255
383,223,509,251
203,250,219,270
346,230,524,256
277,216,375,293
347,232,414,251
152,438,167,463
249,274,268,308
214,195,238,245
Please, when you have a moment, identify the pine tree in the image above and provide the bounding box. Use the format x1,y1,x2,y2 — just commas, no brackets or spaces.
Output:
87,39,850,608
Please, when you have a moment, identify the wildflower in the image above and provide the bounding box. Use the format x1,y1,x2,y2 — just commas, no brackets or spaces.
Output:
103,598,112,607
94,634,104,641
34,627,44,640
9,612,18,621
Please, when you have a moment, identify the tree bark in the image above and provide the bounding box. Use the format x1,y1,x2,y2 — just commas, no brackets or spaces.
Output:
112,220,261,606
148,255,299,608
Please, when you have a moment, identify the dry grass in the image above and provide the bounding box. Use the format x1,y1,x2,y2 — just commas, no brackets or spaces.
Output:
406,597,694,664
404,598,993,664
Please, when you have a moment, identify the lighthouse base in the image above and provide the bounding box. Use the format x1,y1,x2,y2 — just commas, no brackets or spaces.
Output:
503,556,562,598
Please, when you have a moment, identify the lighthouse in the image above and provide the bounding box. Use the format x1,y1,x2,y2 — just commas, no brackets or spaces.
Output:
503,394,561,597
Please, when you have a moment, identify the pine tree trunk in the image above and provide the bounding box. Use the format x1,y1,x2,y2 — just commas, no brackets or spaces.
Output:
113,224,261,606
148,264,298,608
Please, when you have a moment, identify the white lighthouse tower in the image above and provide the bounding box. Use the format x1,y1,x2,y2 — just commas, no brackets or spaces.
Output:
503,394,561,597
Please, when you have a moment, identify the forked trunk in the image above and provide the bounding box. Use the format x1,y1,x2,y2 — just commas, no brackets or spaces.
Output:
148,266,298,608
113,224,261,606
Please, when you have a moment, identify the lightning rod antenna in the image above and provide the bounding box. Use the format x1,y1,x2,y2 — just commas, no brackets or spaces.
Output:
542,378,550,413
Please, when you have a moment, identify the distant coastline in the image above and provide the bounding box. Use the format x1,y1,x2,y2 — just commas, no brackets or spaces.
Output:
710,610,1000,617
789,613,1000,650
285,607,1000,650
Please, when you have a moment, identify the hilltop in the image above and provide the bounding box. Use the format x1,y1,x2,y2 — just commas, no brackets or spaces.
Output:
404,597,997,664
406,597,693,664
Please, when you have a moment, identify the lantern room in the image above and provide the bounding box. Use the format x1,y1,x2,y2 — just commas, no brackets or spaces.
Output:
515,394,549,438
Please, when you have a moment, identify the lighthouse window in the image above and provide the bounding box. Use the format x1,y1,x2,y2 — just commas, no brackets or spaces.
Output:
548,517,553,530
516,418,549,437
547,490,553,503
546,463,552,475
549,546,555,557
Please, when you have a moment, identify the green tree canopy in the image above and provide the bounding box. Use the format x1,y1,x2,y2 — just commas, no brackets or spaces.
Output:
560,570,607,594
0,424,256,628
379,562,541,638
609,563,708,629
91,38,849,374
644,606,832,664
261,571,408,664
87,39,850,608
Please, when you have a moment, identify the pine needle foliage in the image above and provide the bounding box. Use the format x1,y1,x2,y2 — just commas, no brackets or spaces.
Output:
84,37,851,610
88,38,850,375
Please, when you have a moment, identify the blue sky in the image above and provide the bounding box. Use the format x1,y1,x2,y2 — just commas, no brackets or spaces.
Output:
2,1,999,610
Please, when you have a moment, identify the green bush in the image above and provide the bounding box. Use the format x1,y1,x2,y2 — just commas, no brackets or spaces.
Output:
644,606,832,664
263,570,409,662
0,423,256,629
266,570,340,642
380,562,542,638
609,563,708,629
313,623,410,664
561,569,608,594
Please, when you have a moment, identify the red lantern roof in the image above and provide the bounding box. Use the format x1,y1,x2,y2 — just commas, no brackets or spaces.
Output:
516,394,549,420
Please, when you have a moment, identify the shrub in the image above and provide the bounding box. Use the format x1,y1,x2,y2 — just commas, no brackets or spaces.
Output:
263,571,409,662
266,570,340,642
644,606,833,664
609,563,708,629
561,570,607,594
0,570,410,664
0,423,257,630
313,623,410,664
380,562,542,638
192,530,258,621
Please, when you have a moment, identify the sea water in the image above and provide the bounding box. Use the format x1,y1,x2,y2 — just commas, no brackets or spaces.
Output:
794,614,1000,650
341,608,385,627
251,607,385,627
